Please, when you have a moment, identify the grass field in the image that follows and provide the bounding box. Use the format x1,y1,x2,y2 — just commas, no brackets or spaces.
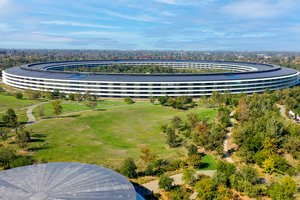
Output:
0,91,35,113
33,100,127,119
27,103,217,168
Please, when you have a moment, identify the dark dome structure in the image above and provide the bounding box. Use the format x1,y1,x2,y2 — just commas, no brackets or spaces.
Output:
0,162,136,200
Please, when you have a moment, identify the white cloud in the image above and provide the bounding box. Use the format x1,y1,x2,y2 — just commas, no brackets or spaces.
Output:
222,0,295,18
40,20,120,29
155,0,196,5
100,9,157,22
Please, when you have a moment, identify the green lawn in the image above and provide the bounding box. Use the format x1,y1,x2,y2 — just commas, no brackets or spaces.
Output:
33,100,127,119
0,92,35,113
201,154,217,170
27,103,217,168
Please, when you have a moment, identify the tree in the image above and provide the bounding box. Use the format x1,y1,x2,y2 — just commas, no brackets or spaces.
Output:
169,186,190,200
158,174,174,191
25,89,40,100
86,101,97,110
37,105,45,118
15,92,23,99
182,167,196,185
149,96,156,104
240,165,259,184
157,96,169,105
170,116,182,129
119,158,137,178
165,127,177,148
0,147,17,169
211,91,222,107
75,92,82,102
269,176,297,200
195,177,214,200
0,128,8,144
139,146,157,166
16,127,31,148
68,93,75,101
51,100,62,117
187,113,199,128
215,184,234,200
236,98,249,122
187,154,202,168
2,108,19,133
188,144,198,156
124,97,135,104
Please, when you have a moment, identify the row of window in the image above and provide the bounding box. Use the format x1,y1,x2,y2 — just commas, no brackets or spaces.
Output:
4,74,298,87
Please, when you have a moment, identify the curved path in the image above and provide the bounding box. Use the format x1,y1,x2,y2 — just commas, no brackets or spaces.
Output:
277,104,299,125
26,102,47,124
142,170,216,194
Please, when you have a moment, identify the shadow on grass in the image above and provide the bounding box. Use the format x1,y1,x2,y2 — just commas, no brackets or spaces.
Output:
30,138,45,142
93,108,107,111
199,162,210,169
61,114,81,118
27,144,50,151
31,133,47,138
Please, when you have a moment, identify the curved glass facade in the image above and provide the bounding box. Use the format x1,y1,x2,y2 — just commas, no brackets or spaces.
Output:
3,60,299,98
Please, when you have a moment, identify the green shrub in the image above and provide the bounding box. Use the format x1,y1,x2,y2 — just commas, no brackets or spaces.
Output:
124,97,135,104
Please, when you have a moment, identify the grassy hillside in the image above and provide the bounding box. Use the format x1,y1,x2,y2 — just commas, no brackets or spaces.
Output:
27,103,217,168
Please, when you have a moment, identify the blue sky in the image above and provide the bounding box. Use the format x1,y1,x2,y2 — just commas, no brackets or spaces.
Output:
0,0,300,50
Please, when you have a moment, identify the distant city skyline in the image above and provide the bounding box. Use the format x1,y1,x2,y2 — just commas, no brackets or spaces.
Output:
0,0,300,51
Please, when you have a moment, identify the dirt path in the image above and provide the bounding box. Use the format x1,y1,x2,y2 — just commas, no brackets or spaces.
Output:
142,170,216,194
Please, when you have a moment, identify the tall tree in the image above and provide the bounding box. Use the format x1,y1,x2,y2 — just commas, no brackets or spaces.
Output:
51,100,62,118
2,108,19,133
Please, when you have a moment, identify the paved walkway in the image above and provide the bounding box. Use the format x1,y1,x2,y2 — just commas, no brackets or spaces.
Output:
26,102,47,124
277,104,299,125
142,170,216,194
223,111,236,163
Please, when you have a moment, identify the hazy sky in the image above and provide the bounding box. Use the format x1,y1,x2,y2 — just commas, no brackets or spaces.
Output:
1,0,300,50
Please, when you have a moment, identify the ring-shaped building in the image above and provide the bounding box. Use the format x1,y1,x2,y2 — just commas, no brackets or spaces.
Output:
3,60,299,98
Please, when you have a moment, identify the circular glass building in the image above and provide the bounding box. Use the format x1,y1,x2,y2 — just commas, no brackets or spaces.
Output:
3,60,299,98
0,162,137,200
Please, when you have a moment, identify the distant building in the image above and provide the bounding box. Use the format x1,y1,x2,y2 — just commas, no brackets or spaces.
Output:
0,162,141,200
3,60,299,98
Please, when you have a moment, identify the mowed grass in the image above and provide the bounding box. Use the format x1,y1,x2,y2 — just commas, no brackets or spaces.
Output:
0,92,35,113
28,103,217,168
33,100,127,119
